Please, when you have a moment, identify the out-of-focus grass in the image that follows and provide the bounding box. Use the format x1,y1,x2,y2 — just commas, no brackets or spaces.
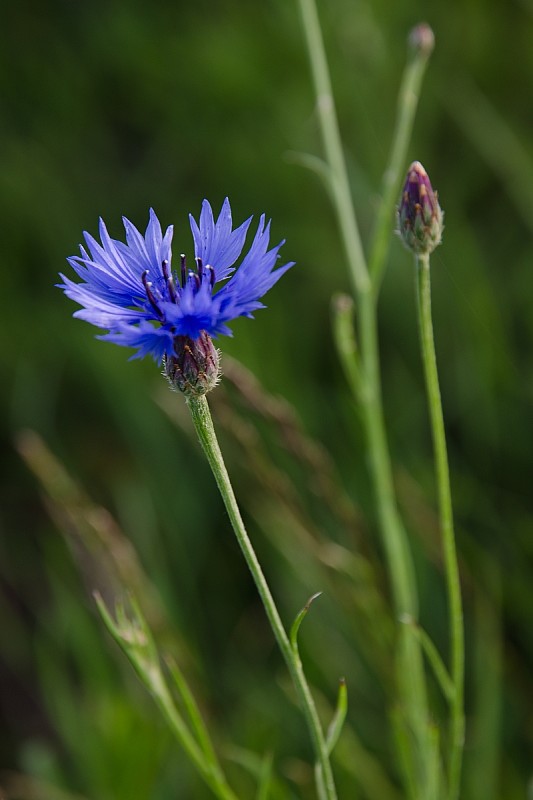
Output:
1,0,532,797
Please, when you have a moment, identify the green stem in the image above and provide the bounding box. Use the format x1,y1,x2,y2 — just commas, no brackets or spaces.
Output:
151,674,239,800
297,0,421,621
333,300,431,785
297,3,437,793
416,254,465,800
297,0,370,297
359,298,434,797
187,394,338,800
369,36,433,289
95,594,238,800
358,295,417,616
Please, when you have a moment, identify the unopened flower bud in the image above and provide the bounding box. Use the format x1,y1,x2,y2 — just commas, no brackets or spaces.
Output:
164,331,220,397
398,161,443,255
408,23,434,58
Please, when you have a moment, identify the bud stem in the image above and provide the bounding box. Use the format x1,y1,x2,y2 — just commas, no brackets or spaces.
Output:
369,26,434,289
186,394,338,800
415,253,465,800
297,0,370,297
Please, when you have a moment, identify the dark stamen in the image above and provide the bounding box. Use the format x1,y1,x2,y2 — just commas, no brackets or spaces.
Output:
142,270,164,319
204,264,215,288
188,270,201,291
180,254,187,288
161,259,177,303
196,257,203,279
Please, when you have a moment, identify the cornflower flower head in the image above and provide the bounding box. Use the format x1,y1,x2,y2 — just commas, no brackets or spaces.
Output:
59,199,294,395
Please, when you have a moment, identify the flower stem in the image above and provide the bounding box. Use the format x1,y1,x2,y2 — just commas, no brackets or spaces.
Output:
368,32,434,289
297,0,416,612
297,2,437,793
358,295,418,616
297,0,370,297
187,394,338,800
415,254,465,800
358,297,436,797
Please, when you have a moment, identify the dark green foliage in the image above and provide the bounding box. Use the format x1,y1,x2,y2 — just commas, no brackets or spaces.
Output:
1,1,532,797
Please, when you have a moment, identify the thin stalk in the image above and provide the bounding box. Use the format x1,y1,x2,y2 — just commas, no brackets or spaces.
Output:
151,674,239,800
359,296,433,797
297,2,435,793
187,394,338,800
358,296,417,615
415,254,465,800
95,595,238,800
297,0,370,296
297,0,417,619
369,30,434,289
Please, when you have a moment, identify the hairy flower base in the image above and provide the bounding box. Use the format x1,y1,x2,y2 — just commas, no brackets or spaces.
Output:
163,331,220,396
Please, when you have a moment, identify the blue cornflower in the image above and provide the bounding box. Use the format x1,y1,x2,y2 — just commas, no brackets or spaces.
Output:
59,198,294,368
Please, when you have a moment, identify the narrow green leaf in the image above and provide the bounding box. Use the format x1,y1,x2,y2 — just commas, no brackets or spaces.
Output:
289,592,322,652
166,656,220,768
326,678,348,755
390,705,418,800
400,615,455,703
314,763,328,800
331,295,362,398
93,591,117,638
255,751,273,800
426,722,442,800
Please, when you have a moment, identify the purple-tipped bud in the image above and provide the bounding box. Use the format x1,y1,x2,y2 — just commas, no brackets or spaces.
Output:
163,331,220,397
398,161,443,255
408,23,435,58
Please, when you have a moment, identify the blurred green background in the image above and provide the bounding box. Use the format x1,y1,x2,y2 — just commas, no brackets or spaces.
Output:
1,0,532,797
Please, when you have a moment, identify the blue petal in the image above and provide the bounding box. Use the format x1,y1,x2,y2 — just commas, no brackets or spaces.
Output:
58,274,151,328
63,210,174,320
189,198,252,283
99,321,174,363
214,215,294,322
